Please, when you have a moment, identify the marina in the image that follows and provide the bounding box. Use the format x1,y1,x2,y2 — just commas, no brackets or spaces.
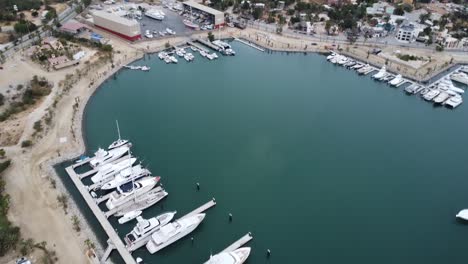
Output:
326,52,466,109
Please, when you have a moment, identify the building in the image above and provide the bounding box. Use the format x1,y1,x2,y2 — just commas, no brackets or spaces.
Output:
42,37,63,50
366,2,394,16
60,21,89,35
182,1,225,28
396,24,419,42
92,11,141,41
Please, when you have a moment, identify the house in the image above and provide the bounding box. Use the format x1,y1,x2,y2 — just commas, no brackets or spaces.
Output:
48,55,79,70
396,24,421,42
60,21,89,35
366,2,394,16
42,37,63,50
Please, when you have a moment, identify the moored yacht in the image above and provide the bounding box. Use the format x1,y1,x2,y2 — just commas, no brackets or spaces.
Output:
118,210,142,224
372,66,386,79
433,91,450,104
91,157,137,184
204,247,251,264
423,89,440,101
166,28,175,35
389,74,403,86
444,94,463,108
124,211,177,247
146,213,206,254
105,176,159,210
456,209,468,220
101,165,151,190
145,9,165,20
90,145,129,168
450,72,468,86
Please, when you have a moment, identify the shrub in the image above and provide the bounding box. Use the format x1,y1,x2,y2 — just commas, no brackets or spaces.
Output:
21,140,32,148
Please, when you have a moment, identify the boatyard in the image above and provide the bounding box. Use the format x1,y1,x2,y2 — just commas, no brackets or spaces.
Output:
326,52,467,109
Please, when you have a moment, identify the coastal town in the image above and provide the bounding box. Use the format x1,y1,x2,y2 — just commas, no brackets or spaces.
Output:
0,0,467,263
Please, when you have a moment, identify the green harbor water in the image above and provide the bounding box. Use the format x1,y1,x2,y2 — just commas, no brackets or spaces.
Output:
79,42,468,263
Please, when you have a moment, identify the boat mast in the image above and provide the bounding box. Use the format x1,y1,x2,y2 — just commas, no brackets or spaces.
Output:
116,120,122,141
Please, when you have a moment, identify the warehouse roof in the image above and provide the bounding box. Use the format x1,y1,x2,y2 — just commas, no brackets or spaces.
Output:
183,1,224,16
92,10,139,27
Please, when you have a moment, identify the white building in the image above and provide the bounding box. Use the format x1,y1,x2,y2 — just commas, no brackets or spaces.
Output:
396,24,422,43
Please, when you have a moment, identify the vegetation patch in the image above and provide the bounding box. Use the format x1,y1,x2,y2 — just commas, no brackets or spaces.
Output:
396,54,424,62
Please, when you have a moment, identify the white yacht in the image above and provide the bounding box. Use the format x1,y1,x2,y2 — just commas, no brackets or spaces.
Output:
108,139,129,150
433,91,450,104
114,188,168,217
146,213,206,254
389,74,403,86
450,72,468,86
352,63,364,70
91,157,137,184
439,79,464,94
372,66,387,79
357,64,371,74
166,28,175,35
204,247,251,264
200,50,207,57
124,211,177,247
169,56,178,63
145,30,153,39
444,94,463,108
118,210,142,224
145,9,165,20
184,53,194,62
101,165,152,190
105,176,159,210
326,52,336,60
337,56,348,65
158,52,167,60
423,89,440,101
456,209,468,220
90,145,129,168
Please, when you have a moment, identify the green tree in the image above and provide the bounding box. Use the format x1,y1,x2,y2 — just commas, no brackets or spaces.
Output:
0,93,4,106
393,6,404,16
208,32,215,42
419,12,431,24
252,7,263,20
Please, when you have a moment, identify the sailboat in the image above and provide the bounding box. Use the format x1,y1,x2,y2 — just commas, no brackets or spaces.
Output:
109,120,129,150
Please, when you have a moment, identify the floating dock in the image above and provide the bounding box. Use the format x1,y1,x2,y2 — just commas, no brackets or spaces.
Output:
234,38,265,52
187,41,209,53
127,199,217,252
222,233,253,253
65,165,136,264
181,198,217,219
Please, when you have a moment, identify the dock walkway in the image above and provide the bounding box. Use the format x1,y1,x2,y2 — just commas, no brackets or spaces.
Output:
181,198,217,219
195,38,221,51
222,233,253,253
65,165,136,264
234,38,265,52
187,41,209,53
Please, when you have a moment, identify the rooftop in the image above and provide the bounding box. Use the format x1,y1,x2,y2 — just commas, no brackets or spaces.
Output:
92,10,139,26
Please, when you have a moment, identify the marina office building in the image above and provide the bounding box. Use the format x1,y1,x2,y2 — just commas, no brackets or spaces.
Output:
182,1,225,28
92,10,141,41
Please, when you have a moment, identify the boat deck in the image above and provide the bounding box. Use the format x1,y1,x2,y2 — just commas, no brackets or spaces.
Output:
104,187,164,217
78,154,131,179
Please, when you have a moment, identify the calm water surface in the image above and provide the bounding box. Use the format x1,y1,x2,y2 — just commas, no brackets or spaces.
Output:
81,42,468,263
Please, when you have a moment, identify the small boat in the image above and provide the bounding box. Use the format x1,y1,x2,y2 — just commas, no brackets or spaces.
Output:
190,46,198,52
372,66,387,79
141,66,150,71
389,74,403,86
165,28,175,35
158,52,167,60
433,91,450,104
145,9,165,20
169,56,178,63
456,209,468,220
200,50,207,57
412,85,424,94
451,72,468,86
183,19,200,30
145,30,153,39
423,89,440,101
444,94,463,108
118,210,142,224
419,88,430,95
164,57,172,64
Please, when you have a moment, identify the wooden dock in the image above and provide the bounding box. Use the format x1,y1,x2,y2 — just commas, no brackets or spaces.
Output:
181,198,217,219
65,165,136,264
234,38,265,52
222,233,253,253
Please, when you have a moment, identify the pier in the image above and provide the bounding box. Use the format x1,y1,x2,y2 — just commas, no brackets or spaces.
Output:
187,41,209,53
222,233,253,253
234,38,265,52
181,198,217,219
195,38,221,51
65,165,136,264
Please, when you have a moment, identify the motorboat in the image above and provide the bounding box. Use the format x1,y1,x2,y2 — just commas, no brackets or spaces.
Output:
164,57,172,64
207,53,216,60
101,165,152,190
114,188,168,218
166,28,175,35
183,19,200,30
124,211,177,247
118,210,142,224
90,145,129,168
145,30,153,39
438,81,464,94
200,50,207,57
211,53,218,59
460,66,468,74
372,66,386,79
169,56,178,63
433,91,450,104
404,84,416,94
456,209,468,220
190,46,198,52
175,49,185,57
105,176,159,210
451,72,468,86
326,52,336,60
419,88,430,95
389,74,403,86
444,94,463,108
141,66,150,71
412,85,424,94
146,213,206,254
184,53,194,62
91,157,137,184
352,63,364,70
357,64,370,74
423,89,440,101
158,52,167,60
204,247,251,264
337,56,348,65
145,9,165,20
